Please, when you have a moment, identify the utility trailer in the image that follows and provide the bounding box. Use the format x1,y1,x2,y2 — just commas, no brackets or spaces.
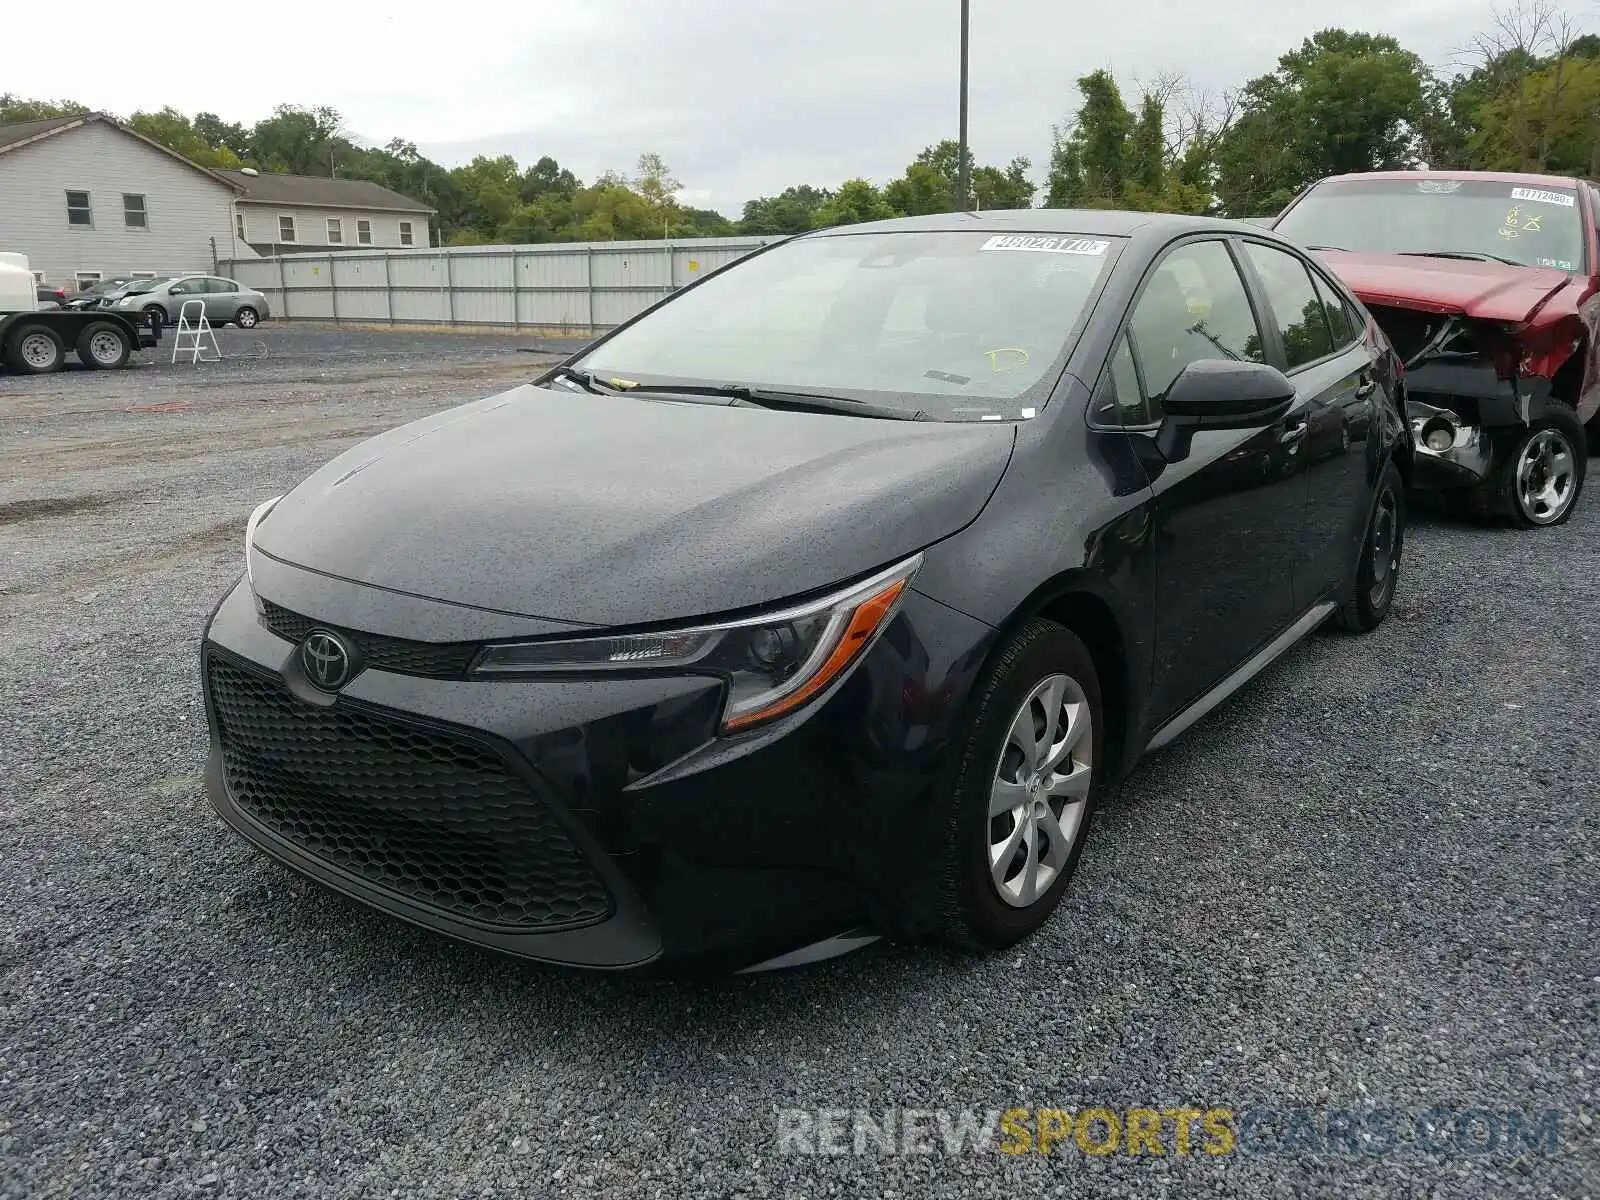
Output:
0,252,159,374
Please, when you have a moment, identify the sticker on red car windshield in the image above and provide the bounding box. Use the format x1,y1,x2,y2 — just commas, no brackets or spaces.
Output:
1509,186,1575,207
980,235,1110,255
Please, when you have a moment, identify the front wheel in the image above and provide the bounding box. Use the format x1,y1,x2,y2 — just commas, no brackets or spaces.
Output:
1494,405,1585,528
1335,460,1405,633
933,619,1102,950
142,305,165,331
5,324,66,374
234,306,259,329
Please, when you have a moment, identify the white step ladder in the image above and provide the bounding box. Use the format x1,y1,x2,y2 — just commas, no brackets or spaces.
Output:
171,299,221,364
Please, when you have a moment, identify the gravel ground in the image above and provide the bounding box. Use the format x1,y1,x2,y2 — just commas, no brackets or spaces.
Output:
2,329,1597,1198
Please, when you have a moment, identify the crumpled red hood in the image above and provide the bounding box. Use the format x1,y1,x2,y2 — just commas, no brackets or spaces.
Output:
1312,250,1573,324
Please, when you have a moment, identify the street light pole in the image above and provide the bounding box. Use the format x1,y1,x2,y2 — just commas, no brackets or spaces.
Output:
957,0,971,211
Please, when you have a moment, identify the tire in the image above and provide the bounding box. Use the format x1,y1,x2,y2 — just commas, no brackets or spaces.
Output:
1491,402,1586,528
5,324,66,374
142,304,165,330
234,306,259,329
1336,460,1405,633
934,619,1103,950
74,321,130,370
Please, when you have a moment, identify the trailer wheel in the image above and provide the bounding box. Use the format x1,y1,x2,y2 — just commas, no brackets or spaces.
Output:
6,324,66,374
76,322,131,370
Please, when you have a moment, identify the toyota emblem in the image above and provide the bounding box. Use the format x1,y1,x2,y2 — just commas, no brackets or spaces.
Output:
299,630,351,691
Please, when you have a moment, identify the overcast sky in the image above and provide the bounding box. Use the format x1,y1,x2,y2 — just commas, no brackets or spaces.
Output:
13,0,1591,216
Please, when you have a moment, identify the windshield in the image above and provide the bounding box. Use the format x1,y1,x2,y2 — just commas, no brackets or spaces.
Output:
1275,178,1585,272
122,279,169,295
575,230,1120,419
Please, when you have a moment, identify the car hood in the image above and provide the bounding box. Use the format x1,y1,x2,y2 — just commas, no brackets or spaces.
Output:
253,385,1016,627
1312,251,1573,323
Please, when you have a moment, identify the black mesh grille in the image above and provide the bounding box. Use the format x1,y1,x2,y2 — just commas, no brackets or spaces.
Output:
207,653,614,931
258,599,479,679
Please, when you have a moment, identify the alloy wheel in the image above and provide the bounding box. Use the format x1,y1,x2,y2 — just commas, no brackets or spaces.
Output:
1516,429,1578,525
988,673,1093,908
1368,486,1399,608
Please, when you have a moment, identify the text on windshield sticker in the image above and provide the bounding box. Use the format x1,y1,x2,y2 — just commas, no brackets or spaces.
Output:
1509,187,1575,208
981,235,1110,255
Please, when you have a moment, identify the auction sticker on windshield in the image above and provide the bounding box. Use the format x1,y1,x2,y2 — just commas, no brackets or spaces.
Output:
981,235,1110,255
1510,187,1575,207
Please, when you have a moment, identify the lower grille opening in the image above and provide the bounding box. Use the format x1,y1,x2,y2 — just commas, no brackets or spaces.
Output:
206,653,614,931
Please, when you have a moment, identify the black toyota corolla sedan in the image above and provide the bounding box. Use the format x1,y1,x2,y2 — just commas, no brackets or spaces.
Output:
203,210,1410,973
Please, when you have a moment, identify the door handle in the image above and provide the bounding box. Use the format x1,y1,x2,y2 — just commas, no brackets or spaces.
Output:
1280,416,1308,444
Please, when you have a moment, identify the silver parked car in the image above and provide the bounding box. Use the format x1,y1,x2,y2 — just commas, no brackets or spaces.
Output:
113,275,270,328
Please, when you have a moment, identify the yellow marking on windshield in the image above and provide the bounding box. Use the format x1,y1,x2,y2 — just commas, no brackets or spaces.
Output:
985,348,1030,372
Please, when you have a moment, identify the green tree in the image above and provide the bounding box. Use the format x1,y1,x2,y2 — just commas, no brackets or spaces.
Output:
249,105,345,175
1214,29,1428,217
884,161,954,215
1047,70,1135,207
739,185,833,234
0,95,88,123
128,107,241,169
811,179,897,227
971,157,1036,210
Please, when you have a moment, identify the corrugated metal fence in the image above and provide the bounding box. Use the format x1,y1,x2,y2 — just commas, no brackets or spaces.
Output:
216,237,780,333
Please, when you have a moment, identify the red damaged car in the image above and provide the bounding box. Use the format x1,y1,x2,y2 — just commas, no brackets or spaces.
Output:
1272,171,1598,528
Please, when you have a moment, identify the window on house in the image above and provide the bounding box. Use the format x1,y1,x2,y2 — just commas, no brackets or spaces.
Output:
278,215,296,242
75,271,104,290
399,220,414,246
123,194,147,229
357,219,372,245
130,271,157,279
327,217,343,244
66,190,92,226
235,212,246,241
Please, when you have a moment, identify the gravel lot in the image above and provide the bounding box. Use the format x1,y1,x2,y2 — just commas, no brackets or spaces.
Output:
3,327,1597,1198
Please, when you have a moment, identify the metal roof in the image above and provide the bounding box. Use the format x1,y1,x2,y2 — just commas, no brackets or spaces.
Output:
0,115,84,152
218,169,435,213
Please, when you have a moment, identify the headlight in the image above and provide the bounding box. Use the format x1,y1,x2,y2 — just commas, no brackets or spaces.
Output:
244,494,284,594
472,554,922,733
1418,415,1456,453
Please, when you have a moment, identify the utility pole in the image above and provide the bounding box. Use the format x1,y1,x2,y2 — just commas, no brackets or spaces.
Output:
957,0,971,211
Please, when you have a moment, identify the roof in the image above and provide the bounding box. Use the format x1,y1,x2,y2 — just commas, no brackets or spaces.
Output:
0,114,83,152
1319,168,1587,190
219,169,434,214
808,208,1258,238
0,112,240,191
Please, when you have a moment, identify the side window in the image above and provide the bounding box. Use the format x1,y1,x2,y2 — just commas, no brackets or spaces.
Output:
1244,243,1334,370
209,277,236,293
1092,332,1151,426
1311,270,1356,347
1128,240,1264,418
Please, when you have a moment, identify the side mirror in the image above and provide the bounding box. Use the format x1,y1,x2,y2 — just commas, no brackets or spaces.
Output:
1155,359,1296,462
169,285,185,295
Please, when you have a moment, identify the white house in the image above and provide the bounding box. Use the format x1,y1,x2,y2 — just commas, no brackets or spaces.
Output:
217,169,435,255
0,112,436,289
0,113,241,288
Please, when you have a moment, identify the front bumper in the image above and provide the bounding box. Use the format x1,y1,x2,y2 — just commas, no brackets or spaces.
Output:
201,568,993,971
1404,373,1553,491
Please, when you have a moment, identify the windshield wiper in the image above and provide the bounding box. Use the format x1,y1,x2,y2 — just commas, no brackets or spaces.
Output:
1305,244,1350,253
1397,250,1521,267
546,365,619,395
627,382,930,421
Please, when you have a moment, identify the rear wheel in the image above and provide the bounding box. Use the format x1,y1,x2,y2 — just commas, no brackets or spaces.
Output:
1336,460,1405,633
75,322,130,370
1493,403,1585,528
5,324,65,374
933,620,1102,950
234,306,259,329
